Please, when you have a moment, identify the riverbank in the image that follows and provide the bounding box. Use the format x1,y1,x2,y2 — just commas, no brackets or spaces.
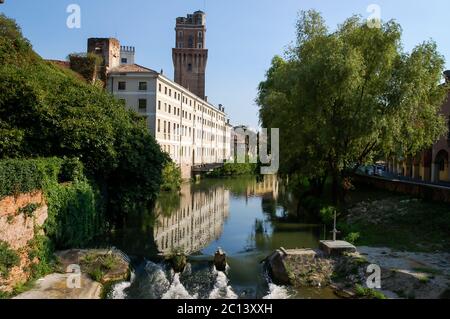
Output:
340,185,450,252
267,246,450,299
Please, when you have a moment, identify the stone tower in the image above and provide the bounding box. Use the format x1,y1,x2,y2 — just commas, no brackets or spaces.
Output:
87,38,120,76
172,11,208,99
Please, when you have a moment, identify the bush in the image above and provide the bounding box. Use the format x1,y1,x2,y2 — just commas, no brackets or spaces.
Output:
344,232,361,245
160,161,182,192
68,53,103,83
0,241,20,279
208,162,257,177
319,206,337,224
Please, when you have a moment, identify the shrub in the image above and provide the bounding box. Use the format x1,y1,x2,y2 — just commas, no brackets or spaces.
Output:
160,161,182,192
0,241,20,279
18,203,40,218
319,206,337,224
344,232,361,245
209,162,257,177
355,284,386,299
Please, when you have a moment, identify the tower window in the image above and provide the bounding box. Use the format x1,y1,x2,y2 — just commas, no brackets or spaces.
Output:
121,58,128,64
188,36,194,48
198,31,203,38
198,43,203,49
188,63,192,72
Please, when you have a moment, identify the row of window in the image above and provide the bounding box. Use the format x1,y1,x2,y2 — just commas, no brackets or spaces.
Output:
157,100,227,130
118,81,147,91
157,83,225,121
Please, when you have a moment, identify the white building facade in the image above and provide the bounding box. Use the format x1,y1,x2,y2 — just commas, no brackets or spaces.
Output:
107,62,231,169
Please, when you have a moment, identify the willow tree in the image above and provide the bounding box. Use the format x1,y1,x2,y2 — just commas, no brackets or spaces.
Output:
257,11,448,203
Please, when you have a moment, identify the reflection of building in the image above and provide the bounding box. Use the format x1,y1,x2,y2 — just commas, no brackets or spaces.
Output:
153,183,230,255
387,74,450,184
246,175,279,198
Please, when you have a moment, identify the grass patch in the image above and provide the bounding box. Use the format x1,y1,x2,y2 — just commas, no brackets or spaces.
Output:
412,267,443,276
341,185,450,252
354,284,386,299
80,253,120,283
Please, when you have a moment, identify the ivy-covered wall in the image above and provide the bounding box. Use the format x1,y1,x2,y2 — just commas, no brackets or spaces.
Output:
0,157,104,296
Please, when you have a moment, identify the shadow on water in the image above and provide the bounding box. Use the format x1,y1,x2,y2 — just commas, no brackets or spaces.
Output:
104,176,337,299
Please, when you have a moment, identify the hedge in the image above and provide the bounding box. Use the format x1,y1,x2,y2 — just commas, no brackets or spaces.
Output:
0,157,83,199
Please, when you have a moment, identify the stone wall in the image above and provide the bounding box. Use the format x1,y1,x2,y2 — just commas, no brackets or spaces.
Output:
0,191,48,292
353,174,450,203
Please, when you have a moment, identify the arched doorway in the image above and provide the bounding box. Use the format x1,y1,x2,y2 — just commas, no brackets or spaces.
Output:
421,149,433,182
434,150,449,183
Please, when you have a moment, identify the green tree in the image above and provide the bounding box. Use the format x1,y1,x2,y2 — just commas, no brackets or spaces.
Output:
0,14,166,219
257,11,448,204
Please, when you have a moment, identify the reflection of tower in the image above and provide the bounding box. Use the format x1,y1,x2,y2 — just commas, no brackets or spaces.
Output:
172,11,208,99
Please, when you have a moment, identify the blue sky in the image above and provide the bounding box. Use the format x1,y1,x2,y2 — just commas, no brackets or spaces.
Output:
2,0,450,128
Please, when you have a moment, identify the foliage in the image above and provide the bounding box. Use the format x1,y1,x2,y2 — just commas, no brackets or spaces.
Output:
45,180,103,249
340,185,450,252
80,253,122,283
68,52,103,83
18,203,40,218
0,158,61,199
355,284,387,299
208,162,258,177
160,161,182,192
319,206,337,224
344,232,361,245
0,14,165,219
257,10,448,203
26,234,55,280
0,241,20,279
0,157,103,249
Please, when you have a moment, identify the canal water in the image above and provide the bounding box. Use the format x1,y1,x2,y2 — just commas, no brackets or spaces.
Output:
105,176,338,299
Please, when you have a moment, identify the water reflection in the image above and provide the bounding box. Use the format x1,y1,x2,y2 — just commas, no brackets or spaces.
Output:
106,176,341,299
153,183,230,255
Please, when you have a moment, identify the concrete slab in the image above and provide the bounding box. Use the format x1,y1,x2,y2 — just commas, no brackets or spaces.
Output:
319,240,357,256
13,273,102,299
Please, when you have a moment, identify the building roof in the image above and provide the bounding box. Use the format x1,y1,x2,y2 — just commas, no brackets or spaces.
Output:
46,59,70,68
109,64,158,74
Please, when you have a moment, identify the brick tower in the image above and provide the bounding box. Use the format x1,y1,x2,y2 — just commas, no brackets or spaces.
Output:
172,11,208,99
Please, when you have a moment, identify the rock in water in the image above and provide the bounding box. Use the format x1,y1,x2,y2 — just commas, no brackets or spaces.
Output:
214,248,227,272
